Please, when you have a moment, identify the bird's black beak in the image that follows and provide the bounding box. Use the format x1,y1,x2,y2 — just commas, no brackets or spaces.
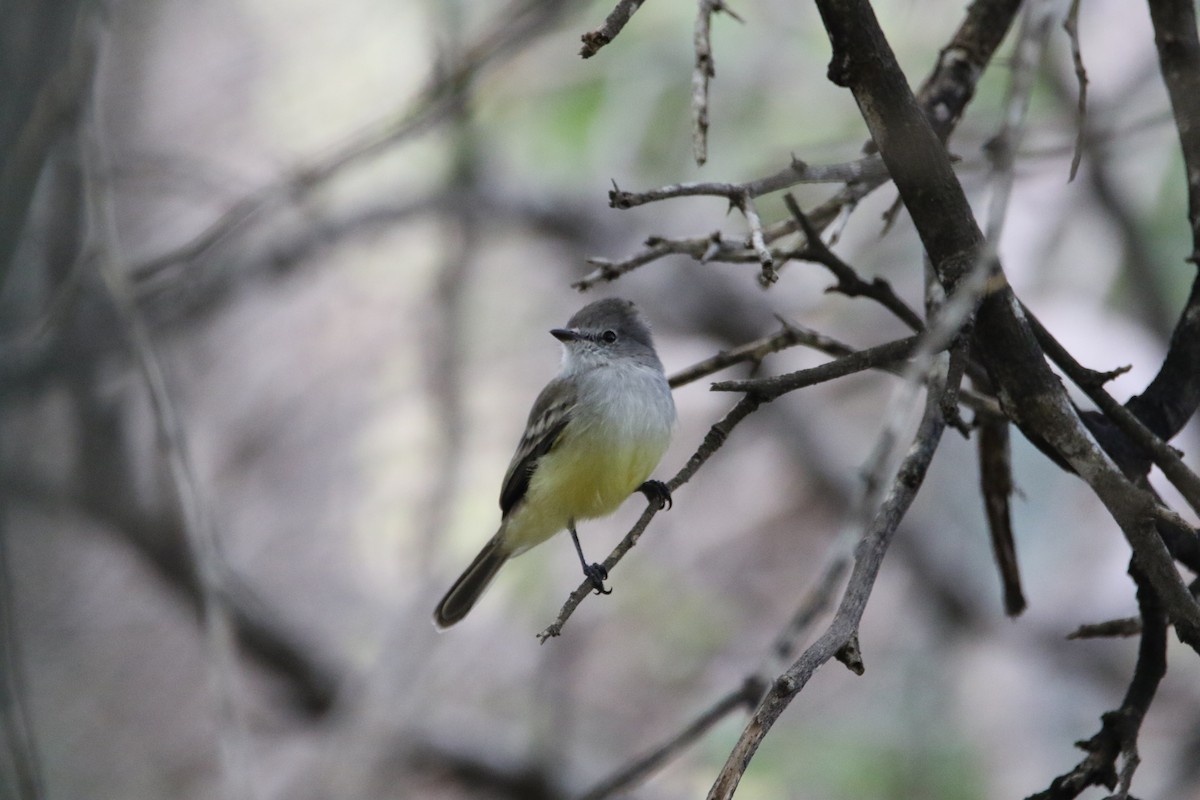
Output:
550,328,581,342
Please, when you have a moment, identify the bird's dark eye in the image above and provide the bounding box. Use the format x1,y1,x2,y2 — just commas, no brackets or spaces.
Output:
601,329,618,344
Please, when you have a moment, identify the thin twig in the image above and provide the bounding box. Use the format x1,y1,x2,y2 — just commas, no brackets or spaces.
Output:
667,317,853,388
978,414,1026,615
736,191,776,285
580,0,648,58
576,173,879,291
578,0,1021,292
690,0,741,165
1031,567,1168,799
953,10,1050,610
607,155,887,209
783,193,923,331
1022,305,1200,517
668,318,1002,418
711,334,922,397
1063,0,1089,181
1066,617,1142,640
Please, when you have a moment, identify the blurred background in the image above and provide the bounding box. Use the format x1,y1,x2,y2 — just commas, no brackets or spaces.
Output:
2,0,1199,798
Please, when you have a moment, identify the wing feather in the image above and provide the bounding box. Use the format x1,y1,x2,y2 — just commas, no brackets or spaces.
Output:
498,378,577,517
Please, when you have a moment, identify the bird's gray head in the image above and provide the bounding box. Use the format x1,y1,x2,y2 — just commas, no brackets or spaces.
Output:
550,298,661,370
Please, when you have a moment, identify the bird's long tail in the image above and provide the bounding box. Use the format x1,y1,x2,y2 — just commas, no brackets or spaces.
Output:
433,533,511,629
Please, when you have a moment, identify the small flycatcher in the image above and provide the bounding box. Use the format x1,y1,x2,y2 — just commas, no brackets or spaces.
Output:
434,298,676,628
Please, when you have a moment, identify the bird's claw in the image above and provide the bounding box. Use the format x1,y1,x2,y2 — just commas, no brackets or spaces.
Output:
638,479,673,510
584,562,612,595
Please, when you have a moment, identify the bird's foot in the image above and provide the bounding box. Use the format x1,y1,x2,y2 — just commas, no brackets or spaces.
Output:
583,562,612,595
638,479,673,510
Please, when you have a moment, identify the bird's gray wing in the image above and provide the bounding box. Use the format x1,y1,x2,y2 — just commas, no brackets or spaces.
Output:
498,377,577,518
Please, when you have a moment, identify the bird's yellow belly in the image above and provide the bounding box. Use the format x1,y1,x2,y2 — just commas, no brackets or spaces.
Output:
502,428,667,555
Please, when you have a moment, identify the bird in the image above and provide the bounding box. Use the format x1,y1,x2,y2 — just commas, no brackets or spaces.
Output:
434,297,676,628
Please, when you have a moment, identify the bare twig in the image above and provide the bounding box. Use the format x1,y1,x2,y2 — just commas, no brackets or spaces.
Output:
1022,306,1200,518
578,0,1021,292
782,193,923,331
978,415,1026,615
667,317,854,388
575,159,888,291
1062,0,1089,180
959,0,1056,620
607,155,887,209
710,334,922,397
669,318,1002,418
1066,617,1142,640
691,0,743,165
736,191,776,285
580,0,648,58
1068,580,1200,640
